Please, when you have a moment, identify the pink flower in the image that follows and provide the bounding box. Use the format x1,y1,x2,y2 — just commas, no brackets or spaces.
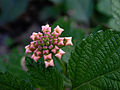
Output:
43,50,49,54
31,53,41,62
53,25,64,36
42,24,51,33
43,46,47,49
30,32,38,40
65,37,73,46
37,32,43,39
55,49,65,60
44,53,52,60
45,59,54,68
35,49,42,55
25,24,73,68
51,46,59,53
49,44,53,49
25,45,31,53
58,37,64,46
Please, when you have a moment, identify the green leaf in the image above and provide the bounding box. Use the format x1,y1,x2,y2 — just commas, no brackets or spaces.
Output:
97,0,112,16
66,0,94,23
0,59,6,72
108,18,120,31
68,30,120,89
0,47,29,79
25,57,63,90
62,46,74,63
111,0,120,30
0,72,33,90
0,0,29,24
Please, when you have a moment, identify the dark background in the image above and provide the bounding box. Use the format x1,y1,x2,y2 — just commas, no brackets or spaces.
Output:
0,0,112,56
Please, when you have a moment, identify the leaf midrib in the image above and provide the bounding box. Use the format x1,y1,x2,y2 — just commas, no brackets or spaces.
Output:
73,32,120,89
73,65,120,90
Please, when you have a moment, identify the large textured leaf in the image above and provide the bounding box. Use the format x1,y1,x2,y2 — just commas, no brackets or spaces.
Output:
68,30,120,89
111,0,120,30
25,57,63,90
0,72,33,90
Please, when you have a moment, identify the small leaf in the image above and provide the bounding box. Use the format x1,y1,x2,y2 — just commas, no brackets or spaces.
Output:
68,30,120,89
25,57,63,90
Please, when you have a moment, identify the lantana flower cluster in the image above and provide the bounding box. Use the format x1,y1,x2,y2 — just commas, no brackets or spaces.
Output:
25,24,73,68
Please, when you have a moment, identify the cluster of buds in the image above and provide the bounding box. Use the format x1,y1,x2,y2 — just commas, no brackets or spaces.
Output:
25,24,73,68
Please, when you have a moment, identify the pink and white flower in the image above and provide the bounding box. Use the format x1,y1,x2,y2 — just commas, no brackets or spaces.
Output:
25,24,73,68
58,37,64,46
65,37,73,46
55,49,65,60
31,53,41,62
44,53,52,60
42,24,51,33
45,59,54,68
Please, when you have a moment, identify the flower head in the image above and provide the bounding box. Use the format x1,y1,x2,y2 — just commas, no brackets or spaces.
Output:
25,24,73,68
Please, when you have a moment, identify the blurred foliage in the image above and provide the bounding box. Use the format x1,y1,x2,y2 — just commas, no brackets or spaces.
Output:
110,0,120,31
0,72,33,90
52,17,85,43
0,0,29,25
97,0,112,16
66,0,94,23
0,47,29,79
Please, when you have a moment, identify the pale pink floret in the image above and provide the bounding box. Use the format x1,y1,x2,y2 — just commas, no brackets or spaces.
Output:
31,53,41,62
45,59,54,68
52,25,64,36
52,31,59,37
25,45,32,53
65,37,73,46
38,32,43,36
49,45,53,49
30,44,35,50
55,49,65,60
37,32,43,39
43,50,49,54
44,53,52,60
54,41,58,45
51,46,59,53
34,49,42,55
30,32,38,40
43,46,47,49
42,24,51,33
36,51,42,56
58,37,64,46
